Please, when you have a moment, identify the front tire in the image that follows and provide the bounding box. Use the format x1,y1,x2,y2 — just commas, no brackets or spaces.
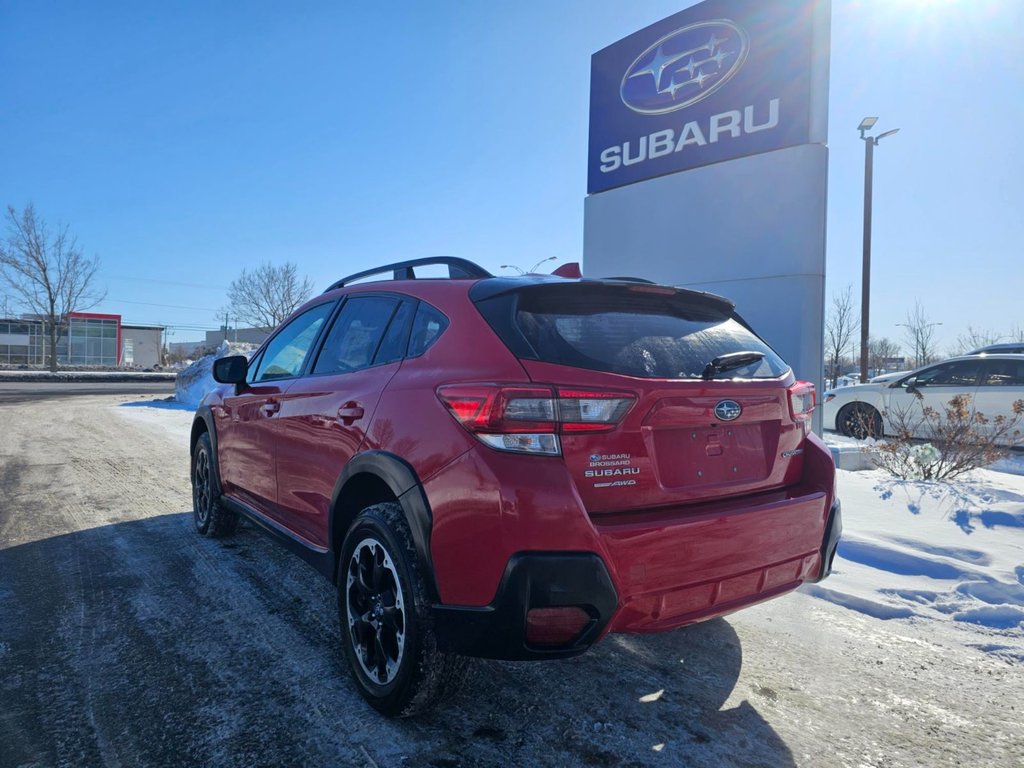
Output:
339,502,467,717
191,432,238,537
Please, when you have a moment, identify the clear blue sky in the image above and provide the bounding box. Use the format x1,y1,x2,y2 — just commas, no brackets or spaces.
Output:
1,0,1021,349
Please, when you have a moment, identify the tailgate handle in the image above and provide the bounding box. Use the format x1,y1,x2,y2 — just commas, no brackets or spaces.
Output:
337,402,365,424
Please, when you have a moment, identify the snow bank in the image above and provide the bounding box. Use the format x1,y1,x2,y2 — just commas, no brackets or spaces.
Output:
174,341,257,407
804,466,1024,652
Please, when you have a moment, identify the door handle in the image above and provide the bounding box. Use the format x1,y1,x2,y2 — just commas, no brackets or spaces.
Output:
337,402,365,424
262,400,280,416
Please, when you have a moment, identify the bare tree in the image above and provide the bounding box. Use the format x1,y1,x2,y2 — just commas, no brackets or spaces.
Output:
824,285,858,384
0,204,104,371
868,336,901,374
226,262,314,332
1008,325,1024,343
950,326,1004,356
901,301,940,367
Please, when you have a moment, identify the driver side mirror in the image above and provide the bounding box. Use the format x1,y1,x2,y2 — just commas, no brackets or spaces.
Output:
212,355,249,385
903,376,919,394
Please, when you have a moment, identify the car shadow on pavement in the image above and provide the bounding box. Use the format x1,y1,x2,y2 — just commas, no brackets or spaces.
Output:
0,513,794,768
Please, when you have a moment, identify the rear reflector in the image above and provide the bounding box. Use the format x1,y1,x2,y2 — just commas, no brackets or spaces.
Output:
437,384,635,455
525,606,591,646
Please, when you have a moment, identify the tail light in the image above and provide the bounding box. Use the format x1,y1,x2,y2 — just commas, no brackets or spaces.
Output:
789,381,816,427
437,384,635,455
525,606,591,646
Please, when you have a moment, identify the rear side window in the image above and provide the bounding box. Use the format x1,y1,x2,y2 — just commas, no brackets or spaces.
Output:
313,296,399,375
407,304,448,358
979,359,1024,387
482,285,788,380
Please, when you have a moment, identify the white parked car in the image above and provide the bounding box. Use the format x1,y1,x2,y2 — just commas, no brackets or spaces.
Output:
822,355,1024,444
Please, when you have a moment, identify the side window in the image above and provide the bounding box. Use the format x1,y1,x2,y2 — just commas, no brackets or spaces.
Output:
245,350,264,384
313,296,399,375
373,300,415,366
914,361,981,388
407,304,449,358
980,359,1024,387
254,303,334,382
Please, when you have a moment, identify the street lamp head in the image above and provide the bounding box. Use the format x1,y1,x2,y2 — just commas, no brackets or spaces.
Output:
858,116,878,131
875,128,900,142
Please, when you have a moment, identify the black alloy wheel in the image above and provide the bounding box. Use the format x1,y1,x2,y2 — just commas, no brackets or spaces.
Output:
345,537,407,685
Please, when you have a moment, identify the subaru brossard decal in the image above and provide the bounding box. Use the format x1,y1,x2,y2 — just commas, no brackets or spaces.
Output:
588,0,826,193
714,399,742,422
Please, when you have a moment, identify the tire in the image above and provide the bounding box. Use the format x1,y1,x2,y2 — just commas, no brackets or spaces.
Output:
191,432,238,537
837,403,883,440
339,502,468,717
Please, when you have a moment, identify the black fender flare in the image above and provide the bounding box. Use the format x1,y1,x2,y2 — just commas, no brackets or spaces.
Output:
190,406,223,494
329,451,438,601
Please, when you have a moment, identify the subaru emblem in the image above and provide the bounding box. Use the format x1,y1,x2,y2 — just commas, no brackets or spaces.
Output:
620,20,749,115
714,400,742,422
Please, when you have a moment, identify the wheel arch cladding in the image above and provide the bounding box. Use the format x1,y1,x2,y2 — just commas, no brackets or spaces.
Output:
330,451,438,600
190,408,222,492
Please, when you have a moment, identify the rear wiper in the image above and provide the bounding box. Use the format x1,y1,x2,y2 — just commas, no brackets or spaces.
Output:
701,351,765,380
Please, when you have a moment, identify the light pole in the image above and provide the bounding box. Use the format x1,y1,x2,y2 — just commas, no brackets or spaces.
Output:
500,257,558,275
858,117,900,383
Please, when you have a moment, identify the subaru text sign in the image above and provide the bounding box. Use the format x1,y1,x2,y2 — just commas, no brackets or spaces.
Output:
588,0,829,193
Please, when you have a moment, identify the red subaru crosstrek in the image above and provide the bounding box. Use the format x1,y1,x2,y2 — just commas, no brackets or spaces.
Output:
190,257,840,716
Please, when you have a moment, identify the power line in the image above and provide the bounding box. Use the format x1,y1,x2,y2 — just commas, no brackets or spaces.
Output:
105,297,220,312
99,274,229,290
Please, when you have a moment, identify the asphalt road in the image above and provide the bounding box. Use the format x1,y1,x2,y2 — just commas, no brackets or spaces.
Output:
0,396,1021,767
0,381,175,404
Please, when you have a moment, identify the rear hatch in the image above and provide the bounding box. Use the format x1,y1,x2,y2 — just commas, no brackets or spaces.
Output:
472,280,811,515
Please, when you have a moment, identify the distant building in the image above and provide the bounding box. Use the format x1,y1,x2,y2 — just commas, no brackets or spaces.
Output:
121,324,164,368
168,340,204,359
0,318,45,365
0,312,164,368
205,327,270,348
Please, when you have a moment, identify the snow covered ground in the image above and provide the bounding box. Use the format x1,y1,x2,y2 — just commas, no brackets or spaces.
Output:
117,398,194,445
804,467,1024,661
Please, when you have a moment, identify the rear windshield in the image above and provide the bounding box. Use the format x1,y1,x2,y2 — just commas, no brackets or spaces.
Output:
486,285,789,380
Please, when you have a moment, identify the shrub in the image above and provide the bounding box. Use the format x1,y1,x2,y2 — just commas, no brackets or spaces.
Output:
874,394,1024,480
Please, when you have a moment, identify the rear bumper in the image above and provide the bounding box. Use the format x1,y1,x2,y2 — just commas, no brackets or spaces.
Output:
432,496,841,659
600,489,835,634
432,552,618,660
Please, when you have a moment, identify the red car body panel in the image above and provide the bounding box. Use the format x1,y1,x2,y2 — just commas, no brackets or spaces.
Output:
198,270,839,658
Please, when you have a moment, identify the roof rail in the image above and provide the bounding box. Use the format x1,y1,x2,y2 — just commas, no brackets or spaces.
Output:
324,257,492,292
602,276,656,284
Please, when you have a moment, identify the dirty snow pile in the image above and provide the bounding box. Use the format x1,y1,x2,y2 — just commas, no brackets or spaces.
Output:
174,341,258,407
804,465,1024,660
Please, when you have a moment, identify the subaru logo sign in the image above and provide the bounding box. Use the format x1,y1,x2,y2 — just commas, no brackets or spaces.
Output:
620,20,749,115
714,400,742,422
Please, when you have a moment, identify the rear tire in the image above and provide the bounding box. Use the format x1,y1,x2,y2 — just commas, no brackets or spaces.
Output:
339,502,468,717
191,432,238,537
837,403,883,440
